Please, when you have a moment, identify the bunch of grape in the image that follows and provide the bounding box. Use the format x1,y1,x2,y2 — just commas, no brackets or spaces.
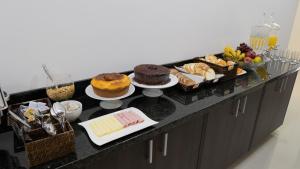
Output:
237,43,253,53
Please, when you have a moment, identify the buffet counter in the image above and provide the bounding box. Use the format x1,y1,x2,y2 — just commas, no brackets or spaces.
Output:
0,59,299,169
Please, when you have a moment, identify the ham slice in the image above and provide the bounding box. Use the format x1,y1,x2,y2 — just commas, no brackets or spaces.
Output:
114,114,128,127
118,113,134,126
114,111,145,128
128,111,144,123
124,111,139,124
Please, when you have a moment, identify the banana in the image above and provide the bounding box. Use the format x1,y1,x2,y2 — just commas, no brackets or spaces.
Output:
236,50,241,57
224,46,234,54
224,46,245,62
230,50,236,57
224,51,231,57
239,53,245,61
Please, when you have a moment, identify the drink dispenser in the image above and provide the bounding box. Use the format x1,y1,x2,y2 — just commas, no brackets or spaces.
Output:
268,14,280,50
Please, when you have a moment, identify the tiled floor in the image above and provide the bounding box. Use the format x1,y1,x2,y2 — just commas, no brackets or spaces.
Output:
230,74,300,169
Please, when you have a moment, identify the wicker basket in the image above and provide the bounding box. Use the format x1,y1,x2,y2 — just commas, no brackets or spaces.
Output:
7,98,75,167
25,122,75,167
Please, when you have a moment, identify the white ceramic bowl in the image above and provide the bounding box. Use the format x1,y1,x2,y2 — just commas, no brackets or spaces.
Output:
61,100,82,122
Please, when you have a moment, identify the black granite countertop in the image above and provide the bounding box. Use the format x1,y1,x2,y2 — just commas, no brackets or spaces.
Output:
0,59,299,169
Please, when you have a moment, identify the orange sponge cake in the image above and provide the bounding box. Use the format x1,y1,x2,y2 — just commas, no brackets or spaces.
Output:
91,73,131,98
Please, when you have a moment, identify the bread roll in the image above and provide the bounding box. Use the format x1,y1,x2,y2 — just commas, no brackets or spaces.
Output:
217,59,227,67
183,63,216,80
205,55,218,64
205,68,216,81
170,69,196,86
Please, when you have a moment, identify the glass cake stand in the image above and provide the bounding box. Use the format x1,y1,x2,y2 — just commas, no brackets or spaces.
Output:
85,84,135,109
128,73,178,97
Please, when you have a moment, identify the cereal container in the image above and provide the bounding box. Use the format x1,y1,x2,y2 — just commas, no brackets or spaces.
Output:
46,74,75,101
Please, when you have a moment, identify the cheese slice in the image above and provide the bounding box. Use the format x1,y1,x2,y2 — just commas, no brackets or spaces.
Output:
90,118,111,137
99,117,114,134
89,116,125,137
106,116,123,132
109,116,124,130
90,121,107,137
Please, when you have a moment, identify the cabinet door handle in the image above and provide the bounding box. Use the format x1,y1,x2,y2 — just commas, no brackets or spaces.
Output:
241,96,248,114
235,99,241,118
149,140,153,164
163,133,168,157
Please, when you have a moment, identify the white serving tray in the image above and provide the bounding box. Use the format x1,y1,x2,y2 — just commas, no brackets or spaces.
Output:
237,69,247,76
79,107,158,146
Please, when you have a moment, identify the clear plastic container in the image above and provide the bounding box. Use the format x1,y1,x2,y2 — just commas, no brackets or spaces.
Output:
46,74,75,101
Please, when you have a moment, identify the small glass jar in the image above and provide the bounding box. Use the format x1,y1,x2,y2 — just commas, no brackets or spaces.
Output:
46,74,75,101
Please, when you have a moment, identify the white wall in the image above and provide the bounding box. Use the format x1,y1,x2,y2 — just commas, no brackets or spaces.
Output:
0,0,299,93
289,1,300,50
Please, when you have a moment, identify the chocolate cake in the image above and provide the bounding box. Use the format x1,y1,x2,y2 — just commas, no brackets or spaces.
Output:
134,64,170,85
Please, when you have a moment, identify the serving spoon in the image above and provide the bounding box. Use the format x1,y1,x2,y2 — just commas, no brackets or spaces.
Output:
51,102,66,132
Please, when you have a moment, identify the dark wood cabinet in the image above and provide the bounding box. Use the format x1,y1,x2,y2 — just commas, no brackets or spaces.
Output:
198,99,235,169
155,115,203,169
78,139,154,169
199,88,263,169
251,72,298,148
75,114,203,169
273,73,298,129
68,73,298,169
226,88,263,165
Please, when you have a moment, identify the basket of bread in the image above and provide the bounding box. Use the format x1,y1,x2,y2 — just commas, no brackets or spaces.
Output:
170,69,204,91
172,61,225,91
196,55,238,81
182,62,216,81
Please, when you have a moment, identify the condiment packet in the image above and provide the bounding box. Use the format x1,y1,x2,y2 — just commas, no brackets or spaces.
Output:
28,101,49,113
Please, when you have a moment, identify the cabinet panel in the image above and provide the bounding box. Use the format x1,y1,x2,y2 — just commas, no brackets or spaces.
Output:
226,88,263,165
252,72,298,147
155,115,203,169
251,79,281,146
199,99,235,169
273,72,298,129
76,140,154,169
199,88,263,169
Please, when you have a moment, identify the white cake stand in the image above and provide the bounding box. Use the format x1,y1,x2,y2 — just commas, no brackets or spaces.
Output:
128,73,178,97
85,84,135,109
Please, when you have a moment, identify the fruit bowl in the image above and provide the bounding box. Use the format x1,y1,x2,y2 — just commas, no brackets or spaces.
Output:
223,43,267,70
223,54,267,70
237,59,266,70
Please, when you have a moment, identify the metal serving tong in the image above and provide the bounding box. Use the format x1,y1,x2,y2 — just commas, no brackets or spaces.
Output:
8,110,32,129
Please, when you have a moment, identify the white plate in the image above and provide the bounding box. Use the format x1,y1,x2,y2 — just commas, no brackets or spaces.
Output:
85,84,135,101
78,107,158,146
128,73,178,89
237,69,247,76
